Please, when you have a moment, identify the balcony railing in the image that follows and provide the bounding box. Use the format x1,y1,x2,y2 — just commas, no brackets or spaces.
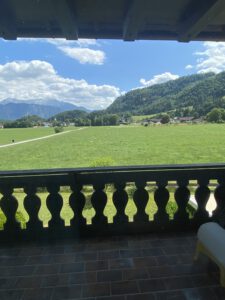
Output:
0,163,225,243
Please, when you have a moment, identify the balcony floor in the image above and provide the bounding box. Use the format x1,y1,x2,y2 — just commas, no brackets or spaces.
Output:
0,232,224,300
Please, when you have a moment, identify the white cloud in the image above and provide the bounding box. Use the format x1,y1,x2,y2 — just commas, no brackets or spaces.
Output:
17,38,105,65
59,47,105,65
75,39,99,47
195,42,225,73
0,60,55,79
185,64,193,70
140,72,179,87
18,38,98,47
0,60,120,109
46,38,98,47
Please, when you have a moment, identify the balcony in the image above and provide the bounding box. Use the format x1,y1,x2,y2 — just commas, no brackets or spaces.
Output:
0,163,225,299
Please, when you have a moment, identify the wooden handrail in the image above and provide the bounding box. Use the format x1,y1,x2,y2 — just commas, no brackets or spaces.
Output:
0,163,224,243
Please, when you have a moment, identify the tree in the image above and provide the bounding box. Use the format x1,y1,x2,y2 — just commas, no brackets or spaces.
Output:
54,126,64,133
161,114,170,124
221,109,225,121
206,108,223,123
102,114,119,126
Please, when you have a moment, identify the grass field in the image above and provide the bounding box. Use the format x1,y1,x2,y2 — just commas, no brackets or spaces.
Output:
0,127,55,145
132,114,156,122
1,124,220,227
0,123,225,170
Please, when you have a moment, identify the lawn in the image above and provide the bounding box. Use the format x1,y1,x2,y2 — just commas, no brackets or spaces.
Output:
0,127,55,145
2,123,221,227
0,123,225,170
132,114,156,122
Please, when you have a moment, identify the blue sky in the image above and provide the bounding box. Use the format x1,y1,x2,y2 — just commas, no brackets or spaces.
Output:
0,38,225,109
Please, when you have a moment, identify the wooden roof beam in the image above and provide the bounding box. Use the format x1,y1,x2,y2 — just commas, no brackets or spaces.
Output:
178,0,225,42
0,0,17,40
54,0,78,40
123,0,147,41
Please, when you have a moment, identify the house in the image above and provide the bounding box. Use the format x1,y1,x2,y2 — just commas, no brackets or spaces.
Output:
149,118,162,124
178,117,194,123
43,122,51,127
0,1,225,298
193,117,204,124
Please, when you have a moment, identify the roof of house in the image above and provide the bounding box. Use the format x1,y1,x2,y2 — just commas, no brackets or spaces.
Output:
179,117,194,121
1,0,225,42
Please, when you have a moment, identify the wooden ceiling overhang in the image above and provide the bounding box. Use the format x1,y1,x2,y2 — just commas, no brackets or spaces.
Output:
1,0,225,42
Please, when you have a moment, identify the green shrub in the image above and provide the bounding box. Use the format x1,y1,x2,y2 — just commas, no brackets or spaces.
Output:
90,157,116,167
54,126,64,133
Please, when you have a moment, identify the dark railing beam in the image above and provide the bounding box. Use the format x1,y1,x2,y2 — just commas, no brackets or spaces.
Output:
0,163,225,243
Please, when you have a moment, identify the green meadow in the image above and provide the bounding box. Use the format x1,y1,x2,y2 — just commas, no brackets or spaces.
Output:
0,127,55,145
0,124,225,170
1,123,222,227
132,114,156,122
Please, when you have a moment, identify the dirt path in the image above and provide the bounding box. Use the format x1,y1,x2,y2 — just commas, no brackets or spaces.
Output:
0,127,86,148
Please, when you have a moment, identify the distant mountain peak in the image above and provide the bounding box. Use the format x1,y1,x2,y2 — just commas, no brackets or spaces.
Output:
1,98,88,110
0,99,89,120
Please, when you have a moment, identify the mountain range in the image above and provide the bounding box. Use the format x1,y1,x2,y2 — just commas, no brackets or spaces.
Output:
2,71,225,121
106,72,225,117
0,99,89,120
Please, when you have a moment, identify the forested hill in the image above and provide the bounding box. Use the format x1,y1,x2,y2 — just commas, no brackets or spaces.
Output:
106,72,225,116
48,110,88,122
